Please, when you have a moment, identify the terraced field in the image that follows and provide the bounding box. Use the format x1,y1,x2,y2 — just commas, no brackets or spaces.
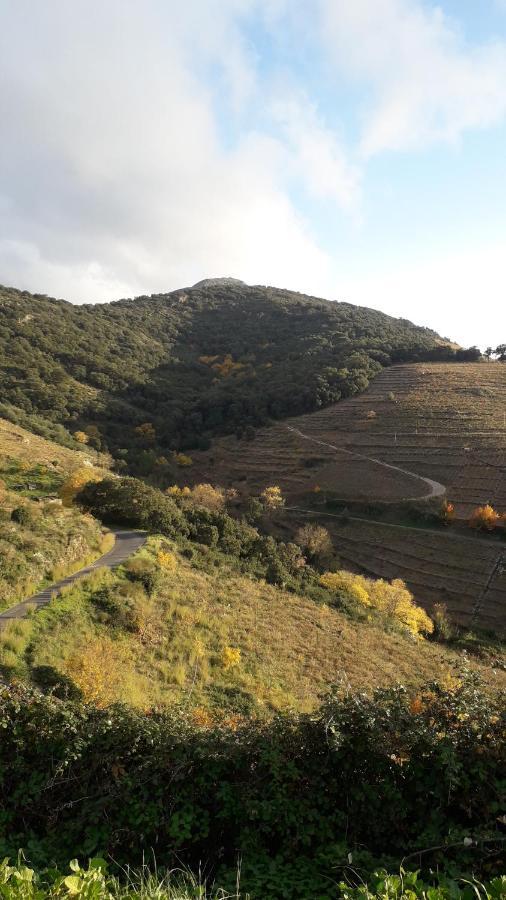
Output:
274,512,506,635
191,362,506,633
193,362,506,514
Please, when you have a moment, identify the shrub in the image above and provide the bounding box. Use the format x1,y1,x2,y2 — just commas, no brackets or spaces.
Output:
469,504,502,531
0,671,503,893
10,505,36,526
124,558,161,596
261,485,284,509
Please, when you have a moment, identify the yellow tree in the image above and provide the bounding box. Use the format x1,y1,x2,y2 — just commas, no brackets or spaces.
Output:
189,483,225,511
261,485,284,510
59,467,103,507
73,430,89,444
469,504,501,531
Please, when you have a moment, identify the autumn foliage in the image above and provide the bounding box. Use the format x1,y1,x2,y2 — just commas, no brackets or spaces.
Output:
59,467,103,507
468,503,502,531
320,570,433,636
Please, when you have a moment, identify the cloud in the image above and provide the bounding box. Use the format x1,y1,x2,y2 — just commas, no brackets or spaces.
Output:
0,0,337,302
270,93,361,213
318,0,506,155
338,239,506,348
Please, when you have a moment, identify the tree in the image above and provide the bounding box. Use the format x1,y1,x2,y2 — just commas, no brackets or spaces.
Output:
261,485,284,510
135,422,156,444
295,523,332,563
73,430,89,444
188,483,225,512
438,500,455,525
468,504,501,531
495,344,506,361
59,467,103,507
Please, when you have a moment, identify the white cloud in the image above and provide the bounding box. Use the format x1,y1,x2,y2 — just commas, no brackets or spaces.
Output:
270,93,361,213
0,0,336,302
319,0,506,155
338,240,506,348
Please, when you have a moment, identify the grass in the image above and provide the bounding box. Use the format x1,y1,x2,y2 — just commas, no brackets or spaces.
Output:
13,537,505,714
0,416,110,475
0,488,107,612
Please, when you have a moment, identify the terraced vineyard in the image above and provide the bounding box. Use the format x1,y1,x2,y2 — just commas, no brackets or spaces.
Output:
193,362,506,513
274,513,505,634
192,362,506,633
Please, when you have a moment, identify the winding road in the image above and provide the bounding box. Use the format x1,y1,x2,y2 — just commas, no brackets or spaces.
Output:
285,425,446,501
0,528,146,624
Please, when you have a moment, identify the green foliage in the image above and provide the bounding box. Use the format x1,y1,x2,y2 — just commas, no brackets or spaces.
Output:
0,282,459,460
0,671,503,896
0,494,103,612
77,478,189,538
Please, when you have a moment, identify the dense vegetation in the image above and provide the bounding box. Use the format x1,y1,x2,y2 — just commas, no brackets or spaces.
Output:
0,478,105,612
1,857,504,900
0,671,503,898
0,279,462,464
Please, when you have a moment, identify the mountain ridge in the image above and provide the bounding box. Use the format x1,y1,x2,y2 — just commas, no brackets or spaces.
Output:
0,280,466,470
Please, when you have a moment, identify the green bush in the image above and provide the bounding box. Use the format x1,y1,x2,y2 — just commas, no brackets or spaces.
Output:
0,671,503,897
10,506,36,526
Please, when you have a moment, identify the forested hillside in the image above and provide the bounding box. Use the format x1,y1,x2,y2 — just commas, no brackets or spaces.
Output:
0,279,460,466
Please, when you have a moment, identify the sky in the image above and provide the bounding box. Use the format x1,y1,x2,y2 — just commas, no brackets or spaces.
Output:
1,1,505,348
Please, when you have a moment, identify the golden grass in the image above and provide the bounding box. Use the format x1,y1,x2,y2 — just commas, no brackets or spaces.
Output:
25,540,506,713
0,417,111,475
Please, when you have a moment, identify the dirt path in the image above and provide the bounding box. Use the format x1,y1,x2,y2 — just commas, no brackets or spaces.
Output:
285,425,446,502
285,507,502,548
0,528,146,624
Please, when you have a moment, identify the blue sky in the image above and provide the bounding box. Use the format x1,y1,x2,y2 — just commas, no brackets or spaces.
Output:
1,0,505,347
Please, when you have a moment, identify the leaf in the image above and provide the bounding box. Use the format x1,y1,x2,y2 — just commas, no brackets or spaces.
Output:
64,875,82,894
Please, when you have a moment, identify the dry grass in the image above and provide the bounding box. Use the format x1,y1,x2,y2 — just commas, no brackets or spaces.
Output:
25,541,506,713
0,417,111,475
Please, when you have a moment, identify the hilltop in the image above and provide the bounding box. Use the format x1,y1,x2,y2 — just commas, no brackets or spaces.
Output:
0,280,459,465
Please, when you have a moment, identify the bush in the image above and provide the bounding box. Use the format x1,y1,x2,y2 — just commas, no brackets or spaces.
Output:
0,671,503,895
10,505,36,526
124,558,161,596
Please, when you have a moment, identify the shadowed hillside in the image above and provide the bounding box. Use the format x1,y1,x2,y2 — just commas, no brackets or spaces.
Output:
0,280,459,465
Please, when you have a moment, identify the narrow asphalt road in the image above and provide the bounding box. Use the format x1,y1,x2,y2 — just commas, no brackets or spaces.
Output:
0,528,146,623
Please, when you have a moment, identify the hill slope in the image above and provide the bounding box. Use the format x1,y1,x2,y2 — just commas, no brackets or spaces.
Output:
8,537,505,711
189,362,506,634
0,281,457,461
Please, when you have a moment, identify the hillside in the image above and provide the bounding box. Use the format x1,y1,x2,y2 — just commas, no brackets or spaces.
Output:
189,362,506,634
6,536,505,712
0,417,111,610
0,281,459,464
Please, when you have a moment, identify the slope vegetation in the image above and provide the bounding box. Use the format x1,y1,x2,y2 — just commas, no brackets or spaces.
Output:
190,362,506,633
0,281,457,461
9,538,505,711
0,418,111,611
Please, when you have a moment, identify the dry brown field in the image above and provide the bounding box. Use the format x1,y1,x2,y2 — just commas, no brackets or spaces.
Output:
191,363,506,633
192,362,506,514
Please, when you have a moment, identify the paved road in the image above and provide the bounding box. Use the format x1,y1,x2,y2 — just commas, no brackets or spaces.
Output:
0,529,146,623
285,425,446,501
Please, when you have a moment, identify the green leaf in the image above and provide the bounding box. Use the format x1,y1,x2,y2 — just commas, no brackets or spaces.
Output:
64,875,82,894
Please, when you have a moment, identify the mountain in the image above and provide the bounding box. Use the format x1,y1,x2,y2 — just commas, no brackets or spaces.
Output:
0,280,459,466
